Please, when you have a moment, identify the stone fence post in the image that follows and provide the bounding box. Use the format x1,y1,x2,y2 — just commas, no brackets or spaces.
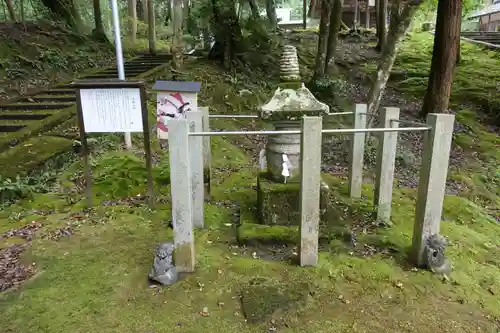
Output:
187,111,204,228
348,104,367,198
299,116,323,267
411,113,455,266
168,119,196,273
374,107,400,223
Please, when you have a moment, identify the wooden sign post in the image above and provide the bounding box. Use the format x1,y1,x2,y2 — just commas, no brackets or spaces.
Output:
73,80,155,208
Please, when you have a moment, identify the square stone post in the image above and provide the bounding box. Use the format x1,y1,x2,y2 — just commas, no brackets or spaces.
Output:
187,111,204,228
299,116,323,267
200,107,212,200
411,113,455,266
348,104,367,198
374,107,399,223
168,119,195,273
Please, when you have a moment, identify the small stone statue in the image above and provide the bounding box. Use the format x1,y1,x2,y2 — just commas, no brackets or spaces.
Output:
149,242,179,285
424,234,451,275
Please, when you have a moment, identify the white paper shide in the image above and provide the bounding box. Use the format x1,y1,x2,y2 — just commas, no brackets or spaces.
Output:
80,88,143,133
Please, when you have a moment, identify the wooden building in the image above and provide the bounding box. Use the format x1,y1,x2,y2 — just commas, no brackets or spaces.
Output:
308,0,379,28
469,0,500,31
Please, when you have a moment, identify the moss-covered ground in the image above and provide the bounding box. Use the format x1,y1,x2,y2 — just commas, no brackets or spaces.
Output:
0,32,499,332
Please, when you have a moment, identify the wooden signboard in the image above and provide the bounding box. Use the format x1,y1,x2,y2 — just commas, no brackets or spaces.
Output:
152,81,201,140
73,80,154,208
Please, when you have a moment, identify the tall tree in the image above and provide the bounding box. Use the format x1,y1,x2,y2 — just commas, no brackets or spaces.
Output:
312,0,333,79
164,0,172,26
366,0,422,122
128,0,137,43
365,0,370,28
353,0,358,29
3,0,15,20
248,0,259,19
325,0,343,72
92,0,106,39
20,0,25,21
137,0,148,22
41,0,83,30
265,0,277,28
375,0,387,51
208,0,243,69
171,0,184,69
147,0,156,54
420,0,462,117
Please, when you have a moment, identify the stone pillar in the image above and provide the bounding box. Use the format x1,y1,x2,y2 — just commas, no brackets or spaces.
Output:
348,104,367,198
374,107,399,223
187,111,204,228
411,113,455,267
168,119,195,273
299,117,323,267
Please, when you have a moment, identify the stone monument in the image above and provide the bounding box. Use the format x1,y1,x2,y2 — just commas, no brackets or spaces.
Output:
257,45,331,226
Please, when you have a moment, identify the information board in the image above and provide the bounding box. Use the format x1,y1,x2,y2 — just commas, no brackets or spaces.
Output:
80,88,143,133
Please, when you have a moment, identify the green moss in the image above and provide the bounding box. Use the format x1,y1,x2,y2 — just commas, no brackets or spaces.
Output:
240,280,311,324
0,236,28,247
91,151,170,200
0,136,73,179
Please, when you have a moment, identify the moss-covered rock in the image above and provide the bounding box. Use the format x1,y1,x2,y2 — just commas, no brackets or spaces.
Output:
0,135,73,179
238,207,299,245
257,172,342,226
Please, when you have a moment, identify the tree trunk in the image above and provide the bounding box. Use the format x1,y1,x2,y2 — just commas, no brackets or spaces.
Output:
313,0,332,80
248,0,259,19
325,0,342,72
4,0,15,20
421,0,461,117
40,0,83,30
147,0,156,54
183,0,190,30
365,0,370,28
20,0,25,21
128,0,137,43
92,0,106,38
303,0,307,28
266,0,277,28
209,0,243,69
375,0,387,51
172,0,183,69
367,0,422,123
353,0,358,30
165,0,172,26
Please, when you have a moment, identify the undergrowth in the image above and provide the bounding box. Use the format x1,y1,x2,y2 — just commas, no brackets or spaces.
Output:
367,32,500,122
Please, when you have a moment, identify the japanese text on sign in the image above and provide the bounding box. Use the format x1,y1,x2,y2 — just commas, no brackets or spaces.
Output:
80,88,143,133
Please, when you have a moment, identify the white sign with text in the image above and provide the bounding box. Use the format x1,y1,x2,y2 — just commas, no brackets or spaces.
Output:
80,88,143,133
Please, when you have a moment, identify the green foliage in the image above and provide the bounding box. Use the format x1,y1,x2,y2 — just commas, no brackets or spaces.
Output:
91,152,170,199
373,33,500,122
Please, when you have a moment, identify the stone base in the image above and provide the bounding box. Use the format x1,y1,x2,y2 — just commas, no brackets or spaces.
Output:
257,172,340,226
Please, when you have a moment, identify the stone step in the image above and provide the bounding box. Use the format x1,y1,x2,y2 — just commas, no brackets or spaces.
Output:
41,89,75,95
0,124,25,132
0,103,74,111
19,95,76,103
0,114,50,121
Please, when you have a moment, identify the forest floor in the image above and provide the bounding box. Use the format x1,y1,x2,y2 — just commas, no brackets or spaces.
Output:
0,22,120,102
0,30,499,333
